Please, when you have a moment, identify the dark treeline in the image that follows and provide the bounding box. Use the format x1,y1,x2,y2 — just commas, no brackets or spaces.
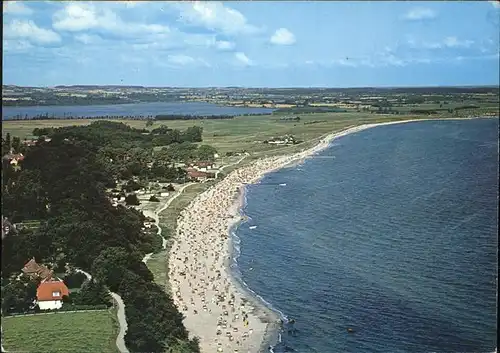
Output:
6,114,154,121
1,129,200,352
155,114,234,120
274,107,348,114
5,112,269,121
31,121,211,183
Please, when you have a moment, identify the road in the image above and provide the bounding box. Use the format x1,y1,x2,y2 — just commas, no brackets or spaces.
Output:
75,269,129,353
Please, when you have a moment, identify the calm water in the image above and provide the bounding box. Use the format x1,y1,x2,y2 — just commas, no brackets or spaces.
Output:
1,101,274,120
233,118,498,353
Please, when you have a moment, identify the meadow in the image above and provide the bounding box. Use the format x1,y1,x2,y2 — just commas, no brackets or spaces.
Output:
2,112,436,155
148,182,213,294
2,309,118,353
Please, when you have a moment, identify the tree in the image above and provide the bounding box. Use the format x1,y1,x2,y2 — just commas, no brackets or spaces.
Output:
11,137,21,153
74,279,111,306
1,275,39,314
197,145,217,162
125,194,140,206
183,126,203,142
63,271,88,289
2,133,12,154
92,247,131,291
145,119,154,128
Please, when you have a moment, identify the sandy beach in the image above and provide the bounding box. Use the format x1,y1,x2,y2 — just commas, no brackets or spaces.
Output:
167,118,470,353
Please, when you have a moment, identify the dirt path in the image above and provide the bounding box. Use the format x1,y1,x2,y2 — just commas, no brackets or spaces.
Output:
216,153,248,178
142,182,196,264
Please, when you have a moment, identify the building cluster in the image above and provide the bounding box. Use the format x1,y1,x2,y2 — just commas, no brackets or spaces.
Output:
185,161,219,181
263,135,297,145
22,258,70,311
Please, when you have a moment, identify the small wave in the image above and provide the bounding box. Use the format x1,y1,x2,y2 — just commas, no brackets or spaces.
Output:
229,231,287,323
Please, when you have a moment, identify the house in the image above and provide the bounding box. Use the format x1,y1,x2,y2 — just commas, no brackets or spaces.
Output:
23,139,37,147
2,153,24,165
36,278,70,310
22,258,53,280
2,217,16,239
187,170,215,181
190,161,215,172
160,192,169,197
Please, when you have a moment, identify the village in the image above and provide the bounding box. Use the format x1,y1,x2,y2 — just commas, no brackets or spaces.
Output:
0,140,244,317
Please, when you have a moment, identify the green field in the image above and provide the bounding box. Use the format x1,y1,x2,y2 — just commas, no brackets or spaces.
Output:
2,112,440,155
146,182,213,293
2,310,118,353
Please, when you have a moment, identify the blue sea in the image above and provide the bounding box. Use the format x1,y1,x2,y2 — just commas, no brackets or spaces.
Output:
233,118,498,353
1,101,274,120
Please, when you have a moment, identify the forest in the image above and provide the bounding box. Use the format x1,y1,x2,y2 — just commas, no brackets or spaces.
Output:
1,123,202,352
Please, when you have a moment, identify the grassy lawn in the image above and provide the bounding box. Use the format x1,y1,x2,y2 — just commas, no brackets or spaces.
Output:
146,249,169,289
2,112,430,153
146,182,213,294
2,309,118,353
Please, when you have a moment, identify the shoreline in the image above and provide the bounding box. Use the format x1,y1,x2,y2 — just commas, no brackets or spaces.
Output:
168,116,495,352
226,187,283,352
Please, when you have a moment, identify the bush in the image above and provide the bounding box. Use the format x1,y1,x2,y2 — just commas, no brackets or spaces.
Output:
125,194,140,205
149,195,160,202
72,279,112,307
166,184,175,192
63,271,88,289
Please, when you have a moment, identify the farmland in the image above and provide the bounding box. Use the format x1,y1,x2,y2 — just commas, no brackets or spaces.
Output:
0,111,464,156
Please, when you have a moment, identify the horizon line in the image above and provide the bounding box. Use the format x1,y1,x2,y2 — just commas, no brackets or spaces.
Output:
3,84,499,89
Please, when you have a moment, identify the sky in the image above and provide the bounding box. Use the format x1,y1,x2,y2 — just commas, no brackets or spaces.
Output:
3,1,500,87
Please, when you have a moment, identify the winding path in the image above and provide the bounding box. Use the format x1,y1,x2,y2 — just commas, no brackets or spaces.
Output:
142,156,248,265
142,182,196,264
216,153,248,178
75,269,129,353
1,325,5,353
143,155,248,264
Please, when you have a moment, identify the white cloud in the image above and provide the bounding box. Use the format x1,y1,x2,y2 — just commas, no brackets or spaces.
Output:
3,1,33,15
443,36,474,48
125,1,146,9
74,33,103,44
403,7,437,21
489,1,500,9
234,52,253,66
333,58,358,67
215,40,235,50
4,19,61,44
52,3,170,36
408,36,474,49
161,54,211,68
270,28,296,45
168,54,196,66
3,39,34,52
177,1,261,35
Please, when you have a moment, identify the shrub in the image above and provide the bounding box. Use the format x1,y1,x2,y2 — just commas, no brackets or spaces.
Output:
63,271,88,289
125,194,140,205
149,195,160,202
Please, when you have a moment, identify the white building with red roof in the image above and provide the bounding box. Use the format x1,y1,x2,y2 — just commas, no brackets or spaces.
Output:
36,278,70,310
